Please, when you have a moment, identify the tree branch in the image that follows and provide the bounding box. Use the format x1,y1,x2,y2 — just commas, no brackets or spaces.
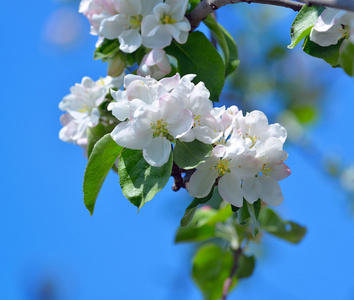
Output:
295,0,354,12
187,0,304,31
221,248,243,300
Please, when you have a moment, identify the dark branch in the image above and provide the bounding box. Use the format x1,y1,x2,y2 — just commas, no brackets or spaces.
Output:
221,248,243,300
295,0,354,12
171,163,185,191
187,0,304,31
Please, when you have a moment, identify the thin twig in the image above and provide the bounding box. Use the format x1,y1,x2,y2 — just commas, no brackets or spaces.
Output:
221,248,243,300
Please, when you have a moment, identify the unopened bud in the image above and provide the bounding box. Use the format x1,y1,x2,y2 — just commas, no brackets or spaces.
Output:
107,54,125,77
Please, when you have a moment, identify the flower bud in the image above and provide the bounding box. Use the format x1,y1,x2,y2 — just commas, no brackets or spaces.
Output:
107,54,125,77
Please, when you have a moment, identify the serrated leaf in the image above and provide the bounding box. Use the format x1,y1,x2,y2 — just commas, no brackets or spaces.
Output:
203,15,240,77
288,5,325,49
118,149,173,210
340,40,354,76
165,31,225,101
180,189,214,227
259,208,306,243
192,244,237,300
94,39,121,61
173,139,213,169
83,134,124,216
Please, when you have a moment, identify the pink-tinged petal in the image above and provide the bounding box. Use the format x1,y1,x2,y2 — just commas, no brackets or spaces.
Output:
242,177,262,204
111,121,150,149
99,14,126,39
143,136,171,166
119,29,142,53
159,74,180,91
146,48,165,65
218,172,243,207
258,176,284,206
269,162,291,181
187,169,218,198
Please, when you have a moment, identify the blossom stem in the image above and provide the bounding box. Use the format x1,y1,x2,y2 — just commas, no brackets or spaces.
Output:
221,248,243,300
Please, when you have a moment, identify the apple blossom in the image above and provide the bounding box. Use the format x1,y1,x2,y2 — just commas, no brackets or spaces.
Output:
110,94,193,166
310,8,354,46
59,75,123,145
141,0,191,48
98,0,162,53
187,145,262,207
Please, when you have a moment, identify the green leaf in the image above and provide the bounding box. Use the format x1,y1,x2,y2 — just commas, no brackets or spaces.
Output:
118,149,173,210
86,124,108,158
302,35,345,68
340,40,354,76
173,139,213,169
246,201,260,237
235,254,256,279
203,15,240,77
180,189,214,227
175,204,233,243
192,244,237,300
259,208,307,243
288,5,325,49
165,31,225,101
83,134,124,216
237,199,261,226
93,38,121,61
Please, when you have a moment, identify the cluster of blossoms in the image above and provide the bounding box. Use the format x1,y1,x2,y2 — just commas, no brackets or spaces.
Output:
59,74,124,148
79,0,190,79
310,8,354,46
108,73,291,207
59,72,291,208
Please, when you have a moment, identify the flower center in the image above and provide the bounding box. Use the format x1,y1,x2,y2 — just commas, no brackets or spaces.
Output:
339,24,350,39
151,119,170,138
161,13,176,25
211,158,231,177
129,15,143,30
193,114,201,127
261,163,273,176
78,105,91,113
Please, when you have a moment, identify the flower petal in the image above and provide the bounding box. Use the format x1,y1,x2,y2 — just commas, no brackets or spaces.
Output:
143,136,171,166
218,172,243,207
187,168,218,198
258,176,284,206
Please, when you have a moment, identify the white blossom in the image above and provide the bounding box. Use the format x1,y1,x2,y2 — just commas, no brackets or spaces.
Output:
141,0,191,48
111,94,193,166
310,8,354,46
59,75,123,145
98,0,162,53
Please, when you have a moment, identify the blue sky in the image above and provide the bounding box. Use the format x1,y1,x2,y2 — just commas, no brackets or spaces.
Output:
1,1,354,299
